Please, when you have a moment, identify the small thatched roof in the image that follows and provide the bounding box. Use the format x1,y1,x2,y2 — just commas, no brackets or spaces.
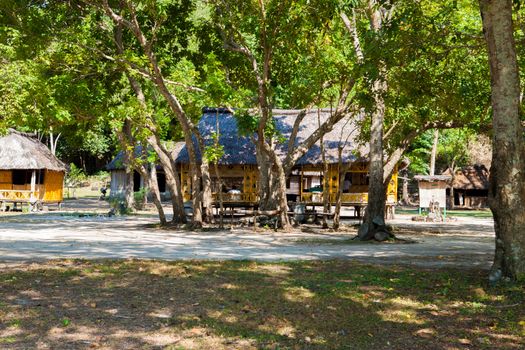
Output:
0,129,66,171
414,175,452,182
176,108,366,166
106,142,185,171
442,165,489,190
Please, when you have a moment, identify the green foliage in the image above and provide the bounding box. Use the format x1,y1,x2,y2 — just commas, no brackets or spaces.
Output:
133,188,148,209
65,164,87,187
203,132,224,164
234,109,259,136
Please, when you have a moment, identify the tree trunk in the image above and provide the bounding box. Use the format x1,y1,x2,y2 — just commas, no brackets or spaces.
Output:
214,162,225,228
122,120,135,211
333,146,346,230
195,133,214,224
146,135,186,224
137,162,166,225
480,0,525,282
360,77,386,239
148,164,166,225
430,129,439,175
402,174,410,205
319,111,330,229
256,144,272,210
358,4,390,240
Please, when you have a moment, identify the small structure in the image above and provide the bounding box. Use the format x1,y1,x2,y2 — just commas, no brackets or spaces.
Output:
107,108,400,215
443,165,489,208
0,130,66,209
414,175,452,220
105,143,182,198
175,108,399,211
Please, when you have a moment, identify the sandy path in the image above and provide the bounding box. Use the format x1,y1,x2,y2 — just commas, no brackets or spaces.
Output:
0,210,494,268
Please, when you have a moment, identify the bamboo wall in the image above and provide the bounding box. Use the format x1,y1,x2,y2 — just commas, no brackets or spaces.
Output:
0,171,12,189
0,169,64,203
299,163,398,204
181,164,259,202
178,162,399,205
43,170,64,202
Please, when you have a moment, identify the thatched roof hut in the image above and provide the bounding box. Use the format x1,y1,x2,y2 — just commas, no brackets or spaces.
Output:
442,164,490,191
0,130,66,205
106,142,185,171
0,129,66,171
176,108,366,165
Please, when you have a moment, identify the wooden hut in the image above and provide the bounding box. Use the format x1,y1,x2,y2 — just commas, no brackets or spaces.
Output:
107,108,400,213
0,130,66,208
106,143,183,198
443,165,489,208
175,108,399,210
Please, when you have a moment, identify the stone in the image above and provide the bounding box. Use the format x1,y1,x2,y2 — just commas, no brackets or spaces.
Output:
374,230,390,242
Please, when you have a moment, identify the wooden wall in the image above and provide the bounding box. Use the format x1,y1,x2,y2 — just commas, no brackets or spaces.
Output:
0,170,12,189
0,169,64,202
110,170,127,196
43,170,64,202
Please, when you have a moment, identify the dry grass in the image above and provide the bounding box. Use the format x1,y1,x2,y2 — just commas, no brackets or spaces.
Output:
0,260,523,349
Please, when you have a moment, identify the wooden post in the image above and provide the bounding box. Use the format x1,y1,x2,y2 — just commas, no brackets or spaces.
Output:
30,170,36,194
300,166,303,202
30,170,36,212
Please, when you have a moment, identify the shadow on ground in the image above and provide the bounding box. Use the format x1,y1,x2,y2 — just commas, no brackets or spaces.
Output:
0,260,522,350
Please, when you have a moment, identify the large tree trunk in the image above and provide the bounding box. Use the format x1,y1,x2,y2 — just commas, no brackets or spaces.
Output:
430,129,439,175
360,77,387,239
358,4,391,241
195,134,214,224
136,161,167,225
146,135,187,224
480,0,525,282
256,139,291,229
256,144,272,210
113,21,183,224
103,1,203,228
122,120,135,211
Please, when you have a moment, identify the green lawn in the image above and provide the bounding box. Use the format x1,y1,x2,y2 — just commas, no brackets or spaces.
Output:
0,260,522,349
397,208,493,219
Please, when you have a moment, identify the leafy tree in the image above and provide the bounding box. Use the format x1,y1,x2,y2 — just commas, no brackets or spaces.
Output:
479,0,525,282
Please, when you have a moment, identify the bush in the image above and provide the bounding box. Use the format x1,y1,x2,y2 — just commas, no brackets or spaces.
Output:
65,164,87,188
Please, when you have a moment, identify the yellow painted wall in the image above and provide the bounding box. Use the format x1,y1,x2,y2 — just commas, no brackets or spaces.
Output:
42,170,64,202
0,171,12,189
299,163,399,204
0,170,63,203
386,165,398,204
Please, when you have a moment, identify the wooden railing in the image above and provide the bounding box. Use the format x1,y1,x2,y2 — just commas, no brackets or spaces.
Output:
301,192,369,204
212,192,259,203
0,190,40,202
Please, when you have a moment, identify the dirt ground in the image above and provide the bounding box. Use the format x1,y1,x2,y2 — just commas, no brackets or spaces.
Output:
0,260,523,350
0,199,520,350
0,198,495,269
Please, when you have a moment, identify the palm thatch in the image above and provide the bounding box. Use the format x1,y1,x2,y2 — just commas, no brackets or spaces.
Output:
0,130,66,171
106,142,185,171
414,175,452,182
442,165,490,190
176,108,366,165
